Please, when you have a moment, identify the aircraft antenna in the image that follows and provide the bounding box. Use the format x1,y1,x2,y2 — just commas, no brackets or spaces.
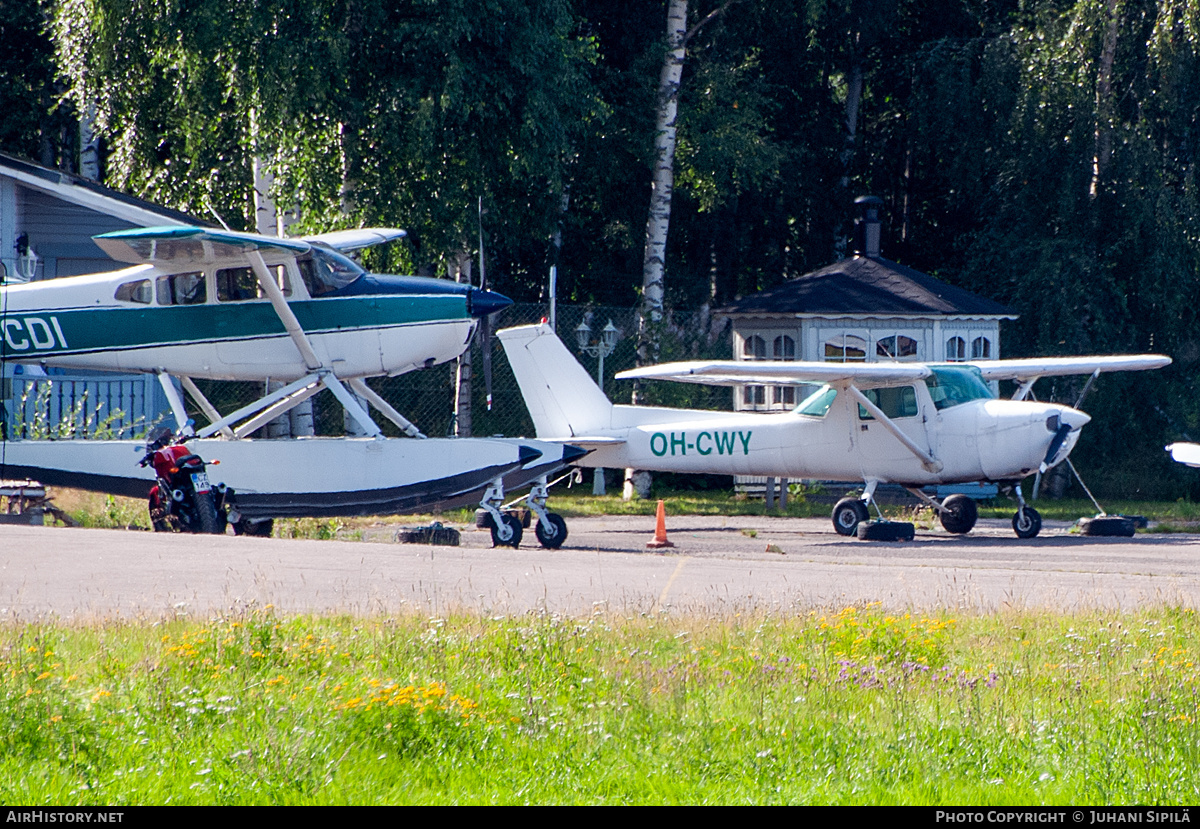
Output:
478,196,493,411
203,198,233,231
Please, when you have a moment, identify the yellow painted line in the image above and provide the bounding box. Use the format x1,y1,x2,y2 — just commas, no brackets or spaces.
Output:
653,556,689,613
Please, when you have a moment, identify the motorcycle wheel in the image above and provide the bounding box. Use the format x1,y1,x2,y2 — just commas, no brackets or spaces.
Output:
194,490,223,534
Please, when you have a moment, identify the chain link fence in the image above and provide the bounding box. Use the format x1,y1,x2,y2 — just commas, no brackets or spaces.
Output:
183,303,735,440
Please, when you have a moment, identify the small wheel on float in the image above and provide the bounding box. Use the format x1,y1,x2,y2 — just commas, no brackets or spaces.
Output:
832,497,870,536
939,494,978,534
1013,506,1042,539
490,513,523,548
535,513,568,549
857,521,916,542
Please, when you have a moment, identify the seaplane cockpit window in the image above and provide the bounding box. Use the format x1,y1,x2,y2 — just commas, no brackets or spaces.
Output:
114,279,152,304
925,365,994,411
298,247,366,297
858,386,918,420
156,272,206,306
216,264,290,302
795,386,837,418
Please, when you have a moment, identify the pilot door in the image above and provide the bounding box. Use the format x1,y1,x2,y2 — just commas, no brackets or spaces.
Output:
848,384,935,481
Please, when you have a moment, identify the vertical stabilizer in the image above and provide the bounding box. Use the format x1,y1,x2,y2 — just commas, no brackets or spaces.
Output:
497,324,614,438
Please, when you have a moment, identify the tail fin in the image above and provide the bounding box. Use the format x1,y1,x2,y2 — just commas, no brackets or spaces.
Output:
497,323,614,438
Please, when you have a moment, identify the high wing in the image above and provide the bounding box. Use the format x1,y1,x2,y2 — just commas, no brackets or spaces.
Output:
967,355,1171,381
93,225,311,265
616,355,1171,388
615,361,932,387
300,228,406,252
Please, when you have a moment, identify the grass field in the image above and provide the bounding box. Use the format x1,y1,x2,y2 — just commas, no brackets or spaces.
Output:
3,606,1199,804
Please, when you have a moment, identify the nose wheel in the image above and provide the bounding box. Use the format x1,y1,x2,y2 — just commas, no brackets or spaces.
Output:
1012,505,1042,538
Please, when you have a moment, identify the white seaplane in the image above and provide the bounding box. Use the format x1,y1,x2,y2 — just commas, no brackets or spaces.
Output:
499,323,1170,539
0,226,581,545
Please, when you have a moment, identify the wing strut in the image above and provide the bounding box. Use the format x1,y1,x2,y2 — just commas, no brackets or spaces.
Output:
844,384,943,473
347,378,426,438
179,376,235,439
246,249,383,437
154,371,191,433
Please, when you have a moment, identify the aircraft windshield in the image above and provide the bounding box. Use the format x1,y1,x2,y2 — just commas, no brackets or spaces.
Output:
925,365,994,410
299,247,365,296
794,386,837,417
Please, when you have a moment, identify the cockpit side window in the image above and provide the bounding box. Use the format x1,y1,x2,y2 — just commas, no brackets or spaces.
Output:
156,272,206,306
858,386,918,419
114,279,152,304
216,264,290,302
795,386,837,417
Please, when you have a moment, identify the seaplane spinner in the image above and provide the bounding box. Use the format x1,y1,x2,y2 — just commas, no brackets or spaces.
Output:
0,226,580,547
499,323,1170,539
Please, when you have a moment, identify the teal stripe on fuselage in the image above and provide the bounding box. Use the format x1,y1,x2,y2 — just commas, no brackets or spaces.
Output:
0,294,469,358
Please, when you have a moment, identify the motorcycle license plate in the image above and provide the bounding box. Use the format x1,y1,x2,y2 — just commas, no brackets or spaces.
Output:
191,471,211,493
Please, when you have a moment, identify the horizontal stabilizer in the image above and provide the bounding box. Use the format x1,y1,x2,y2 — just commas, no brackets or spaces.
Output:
94,226,310,265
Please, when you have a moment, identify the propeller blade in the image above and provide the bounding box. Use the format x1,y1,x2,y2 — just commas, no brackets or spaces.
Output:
1039,421,1074,474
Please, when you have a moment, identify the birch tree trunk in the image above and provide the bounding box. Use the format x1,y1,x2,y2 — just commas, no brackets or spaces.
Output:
635,0,688,391
1090,0,1120,201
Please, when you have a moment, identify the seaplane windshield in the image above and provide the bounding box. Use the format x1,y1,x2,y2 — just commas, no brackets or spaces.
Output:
794,385,838,417
299,246,366,297
925,365,994,410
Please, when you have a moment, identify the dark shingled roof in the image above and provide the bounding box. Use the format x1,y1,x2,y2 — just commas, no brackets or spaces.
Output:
722,255,1014,318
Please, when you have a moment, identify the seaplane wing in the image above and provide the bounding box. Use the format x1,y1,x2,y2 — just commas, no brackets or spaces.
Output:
615,361,931,388
93,225,311,265
300,228,407,252
968,355,1172,382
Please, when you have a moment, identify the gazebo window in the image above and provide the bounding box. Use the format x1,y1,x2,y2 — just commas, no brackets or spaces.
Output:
946,336,967,362
824,334,867,362
742,335,766,405
773,335,796,405
971,336,992,359
876,334,919,360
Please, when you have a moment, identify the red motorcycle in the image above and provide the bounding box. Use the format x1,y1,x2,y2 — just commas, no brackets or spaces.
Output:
140,427,225,534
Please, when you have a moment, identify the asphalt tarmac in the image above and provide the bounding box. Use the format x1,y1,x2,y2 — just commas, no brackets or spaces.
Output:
2,513,1198,620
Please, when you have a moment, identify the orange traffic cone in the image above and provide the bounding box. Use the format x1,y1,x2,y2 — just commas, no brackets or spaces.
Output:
646,499,675,549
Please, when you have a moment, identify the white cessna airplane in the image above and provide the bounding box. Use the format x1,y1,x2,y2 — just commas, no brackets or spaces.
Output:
499,323,1170,539
0,226,580,545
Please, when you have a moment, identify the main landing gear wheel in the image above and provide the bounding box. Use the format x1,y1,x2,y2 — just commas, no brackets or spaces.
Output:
1013,506,1042,539
1078,516,1136,537
939,494,978,534
490,513,523,548
534,513,568,549
832,498,870,536
857,521,915,542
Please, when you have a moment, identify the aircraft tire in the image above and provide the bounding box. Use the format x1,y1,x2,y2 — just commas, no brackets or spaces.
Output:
233,518,274,537
194,491,223,534
856,520,915,542
832,498,870,536
535,513,568,549
1078,516,1136,537
1012,506,1042,539
939,494,978,534
490,513,523,548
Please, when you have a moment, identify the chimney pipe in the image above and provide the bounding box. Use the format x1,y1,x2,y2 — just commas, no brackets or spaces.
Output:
854,195,883,258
